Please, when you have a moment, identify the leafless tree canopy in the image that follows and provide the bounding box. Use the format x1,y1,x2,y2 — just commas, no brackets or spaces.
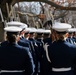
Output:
0,0,76,28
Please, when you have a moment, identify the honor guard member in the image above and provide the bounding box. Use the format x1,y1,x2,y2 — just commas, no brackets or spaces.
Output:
66,28,76,45
18,26,35,72
67,28,76,75
0,26,34,75
1,21,28,47
36,28,45,41
18,25,30,48
24,28,35,54
36,28,45,61
19,27,31,43
36,29,46,75
6,21,30,48
28,27,38,75
42,29,52,75
43,29,52,45
36,28,45,57
48,22,76,75
24,28,30,40
29,27,42,75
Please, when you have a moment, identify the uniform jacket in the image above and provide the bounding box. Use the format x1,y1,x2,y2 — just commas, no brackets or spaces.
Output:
48,40,76,75
0,42,34,75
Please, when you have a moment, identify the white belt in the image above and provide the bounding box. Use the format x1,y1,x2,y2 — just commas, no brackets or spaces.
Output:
0,70,25,73
52,67,71,72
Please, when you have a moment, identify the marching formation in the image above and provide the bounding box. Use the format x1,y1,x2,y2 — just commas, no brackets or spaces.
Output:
0,21,76,75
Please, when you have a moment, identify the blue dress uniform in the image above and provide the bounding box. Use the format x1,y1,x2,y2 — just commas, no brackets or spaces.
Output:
0,26,34,75
29,38,41,75
48,40,76,75
36,38,45,75
48,22,76,75
19,36,36,62
42,37,52,75
66,28,76,75
28,27,45,75
0,43,34,75
42,30,52,75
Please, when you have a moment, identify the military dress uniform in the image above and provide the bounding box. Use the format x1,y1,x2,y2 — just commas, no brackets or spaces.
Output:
28,28,44,75
41,30,52,75
0,43,34,75
0,26,34,75
66,28,76,45
48,22,76,75
29,37,40,75
66,28,76,75
19,36,36,63
48,40,76,75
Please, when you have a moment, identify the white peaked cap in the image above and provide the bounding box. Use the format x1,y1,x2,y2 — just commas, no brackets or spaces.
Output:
6,21,28,28
67,28,76,32
28,27,37,33
44,30,51,34
52,22,72,32
19,25,28,29
4,26,22,32
36,28,45,33
25,28,31,33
